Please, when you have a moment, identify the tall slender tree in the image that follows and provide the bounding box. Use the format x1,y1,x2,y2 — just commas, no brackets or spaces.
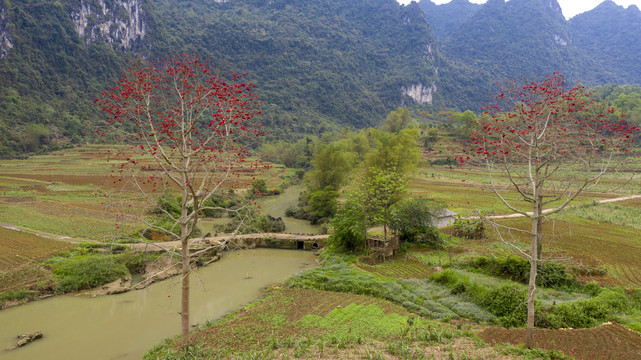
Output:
97,54,264,347
468,72,636,348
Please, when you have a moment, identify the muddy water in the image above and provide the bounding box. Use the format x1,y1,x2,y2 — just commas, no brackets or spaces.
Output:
257,185,320,234
0,249,316,360
199,185,321,235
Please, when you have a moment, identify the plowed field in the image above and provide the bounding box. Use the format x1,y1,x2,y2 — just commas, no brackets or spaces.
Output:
0,227,72,292
479,323,641,360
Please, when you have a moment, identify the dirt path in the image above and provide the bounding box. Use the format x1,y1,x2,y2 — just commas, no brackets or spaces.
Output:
0,223,89,244
485,194,641,220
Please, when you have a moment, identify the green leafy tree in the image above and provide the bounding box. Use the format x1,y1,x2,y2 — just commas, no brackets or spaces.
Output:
381,107,414,133
364,128,421,177
307,186,340,221
453,110,478,138
390,198,445,246
330,192,366,251
307,143,355,190
362,170,407,240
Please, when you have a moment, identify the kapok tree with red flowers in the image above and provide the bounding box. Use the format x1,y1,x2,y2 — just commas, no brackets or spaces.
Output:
468,72,637,348
97,54,264,347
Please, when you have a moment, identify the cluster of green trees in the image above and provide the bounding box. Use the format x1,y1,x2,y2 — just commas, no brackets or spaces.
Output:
283,107,446,250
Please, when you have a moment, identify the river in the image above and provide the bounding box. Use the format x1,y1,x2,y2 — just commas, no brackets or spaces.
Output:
0,249,316,360
198,184,321,235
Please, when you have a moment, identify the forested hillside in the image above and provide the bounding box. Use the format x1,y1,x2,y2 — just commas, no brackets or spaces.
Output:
422,0,640,109
569,1,641,85
418,0,481,40
0,0,440,157
0,0,640,158
0,0,132,157
436,0,594,108
152,0,440,138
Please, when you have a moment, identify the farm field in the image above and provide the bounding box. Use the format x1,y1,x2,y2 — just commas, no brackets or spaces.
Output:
0,145,292,241
3,144,641,359
485,216,641,288
354,255,434,279
0,226,72,294
409,169,630,216
148,288,553,359
479,323,641,360
0,145,294,298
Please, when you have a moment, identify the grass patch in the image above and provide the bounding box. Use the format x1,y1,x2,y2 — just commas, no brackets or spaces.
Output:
145,288,477,360
0,289,38,303
561,201,641,229
47,254,129,293
45,249,160,294
286,251,495,323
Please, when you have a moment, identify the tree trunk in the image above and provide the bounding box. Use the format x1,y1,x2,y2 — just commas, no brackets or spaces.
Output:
180,185,191,348
383,207,388,241
180,237,190,348
536,198,543,260
526,197,542,348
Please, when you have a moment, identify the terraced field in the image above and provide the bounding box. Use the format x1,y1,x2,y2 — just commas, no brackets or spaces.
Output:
0,145,291,241
0,227,72,292
355,256,434,279
492,217,641,287
479,323,641,360
153,288,529,359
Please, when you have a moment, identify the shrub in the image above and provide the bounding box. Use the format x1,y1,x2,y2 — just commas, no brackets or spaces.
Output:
307,186,339,220
287,254,494,322
116,251,159,274
224,205,285,234
484,284,527,327
449,215,484,239
0,289,38,303
201,194,239,217
48,255,129,294
248,179,269,197
466,256,579,290
253,215,286,233
431,269,529,327
543,288,629,329
390,198,446,247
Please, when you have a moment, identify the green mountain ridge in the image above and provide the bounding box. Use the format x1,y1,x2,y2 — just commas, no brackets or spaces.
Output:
569,0,641,85
0,0,441,157
418,0,481,40
0,0,639,157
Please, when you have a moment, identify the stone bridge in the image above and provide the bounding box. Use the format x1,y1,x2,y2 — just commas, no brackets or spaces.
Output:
129,232,329,254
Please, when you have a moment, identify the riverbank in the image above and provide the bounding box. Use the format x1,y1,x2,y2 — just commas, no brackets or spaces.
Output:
1,248,317,359
146,247,641,360
1,231,327,310
79,233,328,298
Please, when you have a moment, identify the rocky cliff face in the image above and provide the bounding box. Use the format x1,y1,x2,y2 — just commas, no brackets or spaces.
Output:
0,5,13,59
71,0,146,50
398,3,441,105
403,83,437,104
